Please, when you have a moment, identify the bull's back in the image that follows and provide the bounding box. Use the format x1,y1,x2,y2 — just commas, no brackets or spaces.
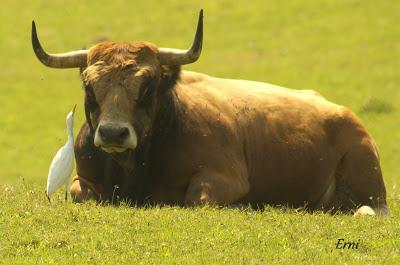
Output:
178,71,348,205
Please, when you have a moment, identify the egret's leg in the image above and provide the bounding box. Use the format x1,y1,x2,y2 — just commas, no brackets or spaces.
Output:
65,183,69,202
45,190,51,203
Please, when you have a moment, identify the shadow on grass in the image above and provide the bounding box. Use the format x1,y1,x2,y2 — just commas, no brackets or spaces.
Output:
360,97,394,114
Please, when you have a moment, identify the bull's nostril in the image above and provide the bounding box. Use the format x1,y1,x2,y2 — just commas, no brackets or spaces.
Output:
98,124,130,144
119,127,129,139
98,125,107,138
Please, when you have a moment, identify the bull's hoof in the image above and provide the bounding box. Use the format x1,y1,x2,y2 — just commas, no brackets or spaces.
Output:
353,205,376,217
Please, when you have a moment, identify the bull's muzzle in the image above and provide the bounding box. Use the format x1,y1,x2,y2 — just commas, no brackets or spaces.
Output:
94,121,137,153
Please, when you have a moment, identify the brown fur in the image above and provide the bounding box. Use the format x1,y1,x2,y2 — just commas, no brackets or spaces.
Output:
87,41,158,65
70,41,387,214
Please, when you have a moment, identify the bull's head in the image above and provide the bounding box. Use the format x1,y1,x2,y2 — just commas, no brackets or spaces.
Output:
32,10,203,153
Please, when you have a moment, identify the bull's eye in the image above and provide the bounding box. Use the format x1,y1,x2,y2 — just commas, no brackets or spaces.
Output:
84,84,98,111
138,77,154,106
83,83,99,133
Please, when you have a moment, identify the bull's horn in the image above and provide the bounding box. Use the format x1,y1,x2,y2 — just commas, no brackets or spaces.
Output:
158,9,203,65
31,21,88,68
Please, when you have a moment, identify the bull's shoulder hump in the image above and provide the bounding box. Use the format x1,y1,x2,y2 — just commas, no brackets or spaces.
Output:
220,78,323,98
179,70,210,85
180,71,326,102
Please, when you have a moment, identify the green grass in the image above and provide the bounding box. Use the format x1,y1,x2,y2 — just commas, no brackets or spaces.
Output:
1,0,399,264
1,185,400,264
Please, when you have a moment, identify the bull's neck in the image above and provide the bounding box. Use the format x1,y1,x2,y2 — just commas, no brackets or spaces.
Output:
152,88,183,146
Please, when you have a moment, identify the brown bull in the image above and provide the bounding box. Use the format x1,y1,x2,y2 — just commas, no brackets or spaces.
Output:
32,10,388,215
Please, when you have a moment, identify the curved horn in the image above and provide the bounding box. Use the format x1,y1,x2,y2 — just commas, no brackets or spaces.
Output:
31,21,88,68
158,9,203,65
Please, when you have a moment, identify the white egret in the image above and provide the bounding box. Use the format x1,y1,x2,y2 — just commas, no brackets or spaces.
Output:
46,105,76,202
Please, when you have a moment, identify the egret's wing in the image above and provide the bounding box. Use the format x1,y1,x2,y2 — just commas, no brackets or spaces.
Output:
46,145,74,195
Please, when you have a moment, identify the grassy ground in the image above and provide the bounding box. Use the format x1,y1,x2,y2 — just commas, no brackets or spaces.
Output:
1,0,399,264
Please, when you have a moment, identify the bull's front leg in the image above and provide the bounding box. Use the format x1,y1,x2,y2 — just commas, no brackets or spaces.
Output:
70,175,104,202
184,169,250,206
71,123,112,202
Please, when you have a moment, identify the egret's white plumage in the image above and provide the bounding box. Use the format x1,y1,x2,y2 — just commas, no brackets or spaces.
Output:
46,105,76,201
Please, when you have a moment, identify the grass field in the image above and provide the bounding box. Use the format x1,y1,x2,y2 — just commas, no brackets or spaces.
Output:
1,0,399,264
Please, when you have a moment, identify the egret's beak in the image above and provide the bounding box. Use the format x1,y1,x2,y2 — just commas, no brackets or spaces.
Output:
71,104,77,115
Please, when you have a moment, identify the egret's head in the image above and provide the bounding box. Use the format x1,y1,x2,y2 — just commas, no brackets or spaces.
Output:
66,104,76,129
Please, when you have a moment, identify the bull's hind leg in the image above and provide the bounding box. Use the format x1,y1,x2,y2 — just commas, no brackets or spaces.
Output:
184,169,250,206
333,136,388,216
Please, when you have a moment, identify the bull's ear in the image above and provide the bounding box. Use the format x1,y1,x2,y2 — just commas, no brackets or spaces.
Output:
85,101,95,133
84,84,97,133
160,65,181,90
79,47,87,74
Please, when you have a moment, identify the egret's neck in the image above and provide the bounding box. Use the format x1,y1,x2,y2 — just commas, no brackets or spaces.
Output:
67,122,74,145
